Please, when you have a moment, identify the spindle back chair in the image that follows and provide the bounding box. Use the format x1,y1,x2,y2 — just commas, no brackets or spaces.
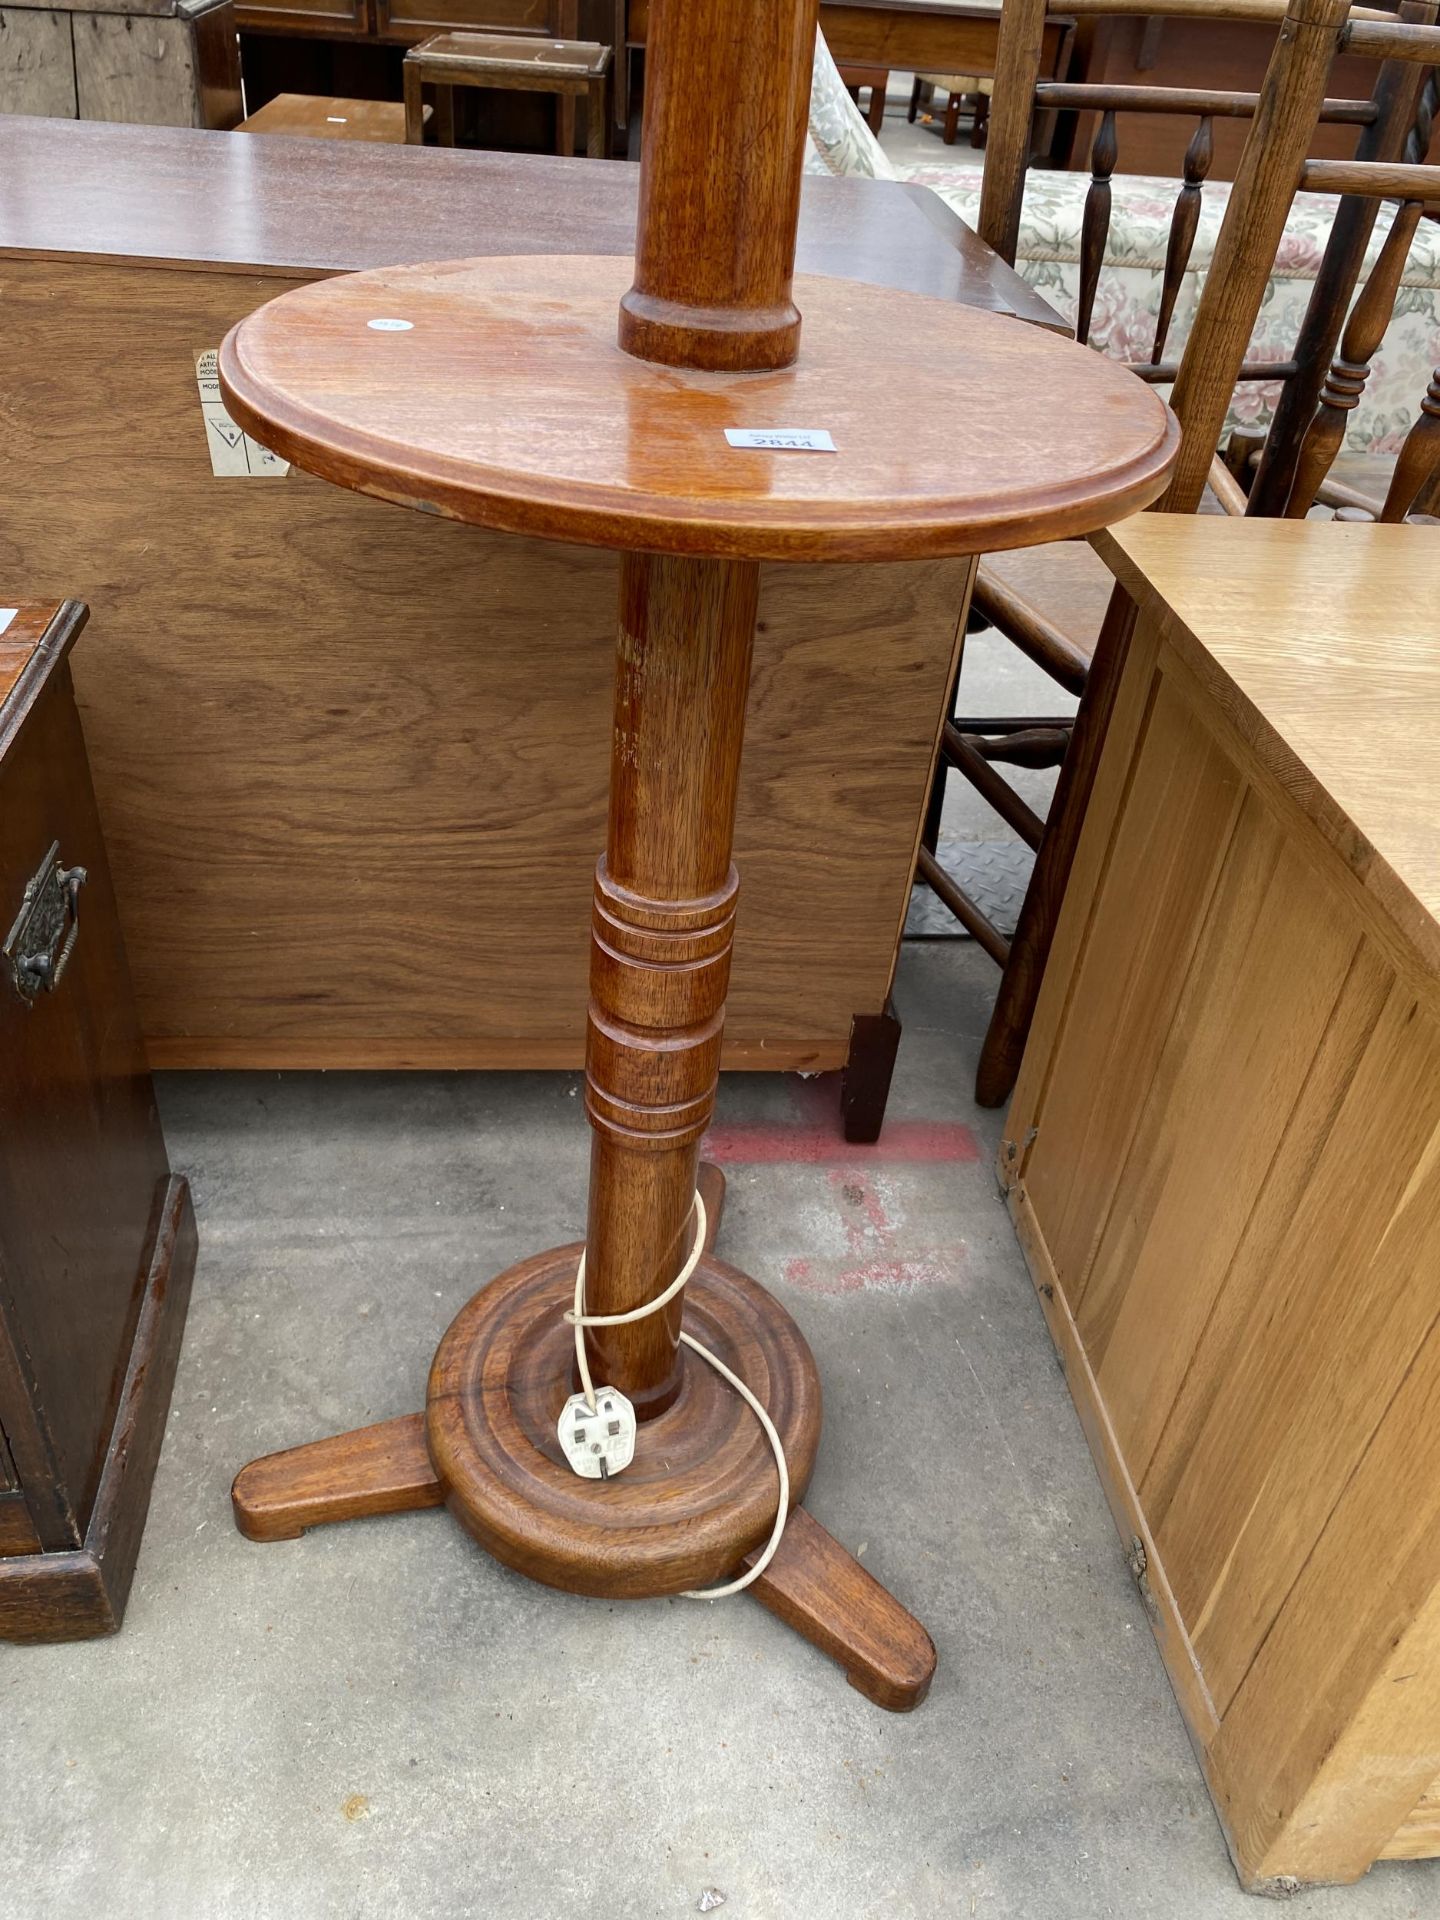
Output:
924,0,1440,1108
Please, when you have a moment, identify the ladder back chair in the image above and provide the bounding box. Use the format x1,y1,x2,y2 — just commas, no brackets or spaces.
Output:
925,0,1440,1108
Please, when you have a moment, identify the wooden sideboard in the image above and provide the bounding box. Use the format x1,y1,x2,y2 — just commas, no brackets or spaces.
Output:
1004,516,1440,1888
2,118,1060,1104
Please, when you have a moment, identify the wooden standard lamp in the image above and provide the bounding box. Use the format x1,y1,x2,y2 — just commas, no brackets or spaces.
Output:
222,0,1177,1710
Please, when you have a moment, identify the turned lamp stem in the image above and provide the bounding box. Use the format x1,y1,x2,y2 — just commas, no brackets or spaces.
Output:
581,555,758,1416
618,0,821,371
594,0,820,1410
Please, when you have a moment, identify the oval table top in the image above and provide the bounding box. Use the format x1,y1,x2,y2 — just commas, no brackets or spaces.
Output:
220,253,1178,564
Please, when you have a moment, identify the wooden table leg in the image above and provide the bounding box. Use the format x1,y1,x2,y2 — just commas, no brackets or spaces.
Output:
433,80,456,148
557,88,576,156
586,74,608,157
402,64,424,145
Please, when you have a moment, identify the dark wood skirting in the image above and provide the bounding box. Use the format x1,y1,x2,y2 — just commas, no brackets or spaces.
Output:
0,1176,198,1644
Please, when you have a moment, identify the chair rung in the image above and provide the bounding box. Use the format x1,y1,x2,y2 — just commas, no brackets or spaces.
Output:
1130,359,1298,385
915,847,1012,966
1035,82,1374,123
957,724,1071,771
942,725,1048,848
972,563,1089,696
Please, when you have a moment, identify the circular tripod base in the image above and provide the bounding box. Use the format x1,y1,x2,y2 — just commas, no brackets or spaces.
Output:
426,1245,822,1599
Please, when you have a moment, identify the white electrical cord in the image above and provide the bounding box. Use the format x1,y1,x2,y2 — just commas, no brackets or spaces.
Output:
563,1190,790,1599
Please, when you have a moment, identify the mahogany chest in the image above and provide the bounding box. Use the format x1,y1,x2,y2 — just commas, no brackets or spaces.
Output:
0,601,196,1642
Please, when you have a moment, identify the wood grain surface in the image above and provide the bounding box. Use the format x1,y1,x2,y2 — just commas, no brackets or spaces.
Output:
219,254,1177,562
0,604,59,707
619,0,817,369
232,1413,444,1540
0,116,1064,333
1095,517,1440,974
746,1505,937,1710
582,556,756,1410
1004,515,1440,1884
238,91,415,138
0,638,172,1553
0,1176,196,1641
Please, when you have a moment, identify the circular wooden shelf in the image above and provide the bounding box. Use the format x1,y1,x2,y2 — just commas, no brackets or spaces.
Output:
219,254,1179,564
426,1244,822,1598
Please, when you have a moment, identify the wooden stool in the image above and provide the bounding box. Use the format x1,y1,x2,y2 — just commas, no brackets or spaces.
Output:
218,0,1176,1710
910,71,994,147
403,31,612,159
237,94,421,144
839,63,889,135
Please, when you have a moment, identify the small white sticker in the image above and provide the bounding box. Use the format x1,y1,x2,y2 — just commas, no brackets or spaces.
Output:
725,427,836,453
367,317,414,332
194,349,289,479
0,610,17,635
326,115,348,123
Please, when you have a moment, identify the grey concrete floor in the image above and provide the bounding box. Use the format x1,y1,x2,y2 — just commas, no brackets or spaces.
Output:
2,942,1436,1919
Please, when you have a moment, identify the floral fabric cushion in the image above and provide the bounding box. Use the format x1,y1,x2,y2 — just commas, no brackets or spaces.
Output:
806,30,1440,452
895,167,1440,454
806,28,896,180
898,164,1440,287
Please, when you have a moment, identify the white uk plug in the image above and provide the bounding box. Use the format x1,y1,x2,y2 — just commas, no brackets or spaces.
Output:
557,1387,637,1480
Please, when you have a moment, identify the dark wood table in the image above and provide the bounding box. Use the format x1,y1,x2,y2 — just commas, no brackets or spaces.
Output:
627,0,1067,81
2,118,1062,1131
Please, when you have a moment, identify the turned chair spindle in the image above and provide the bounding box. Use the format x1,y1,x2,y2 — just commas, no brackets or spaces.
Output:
1077,109,1118,348
1382,369,1440,518
1154,114,1215,364
1285,198,1428,517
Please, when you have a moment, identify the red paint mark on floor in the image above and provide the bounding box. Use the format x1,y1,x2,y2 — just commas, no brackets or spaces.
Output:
781,1251,964,1297
828,1168,893,1252
775,1168,965,1294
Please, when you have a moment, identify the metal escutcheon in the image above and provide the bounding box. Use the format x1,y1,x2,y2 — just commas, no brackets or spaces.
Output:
3,842,87,1005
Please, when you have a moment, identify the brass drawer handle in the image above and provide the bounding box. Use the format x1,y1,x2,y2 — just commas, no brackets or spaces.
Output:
4,842,87,1005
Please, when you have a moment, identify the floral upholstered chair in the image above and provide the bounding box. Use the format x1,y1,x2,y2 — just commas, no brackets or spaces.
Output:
806,29,1440,456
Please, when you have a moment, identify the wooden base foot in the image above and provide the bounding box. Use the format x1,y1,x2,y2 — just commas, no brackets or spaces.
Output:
746,1506,937,1711
231,1163,731,1546
231,1413,443,1542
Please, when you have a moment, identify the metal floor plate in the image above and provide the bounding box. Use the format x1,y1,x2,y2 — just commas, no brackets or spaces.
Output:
905,836,1035,941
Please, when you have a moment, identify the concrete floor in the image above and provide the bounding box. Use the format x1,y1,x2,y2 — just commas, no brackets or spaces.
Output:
2,942,1436,1919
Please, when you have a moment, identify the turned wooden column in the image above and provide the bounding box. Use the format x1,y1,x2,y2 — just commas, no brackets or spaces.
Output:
582,553,758,1414
618,0,820,369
